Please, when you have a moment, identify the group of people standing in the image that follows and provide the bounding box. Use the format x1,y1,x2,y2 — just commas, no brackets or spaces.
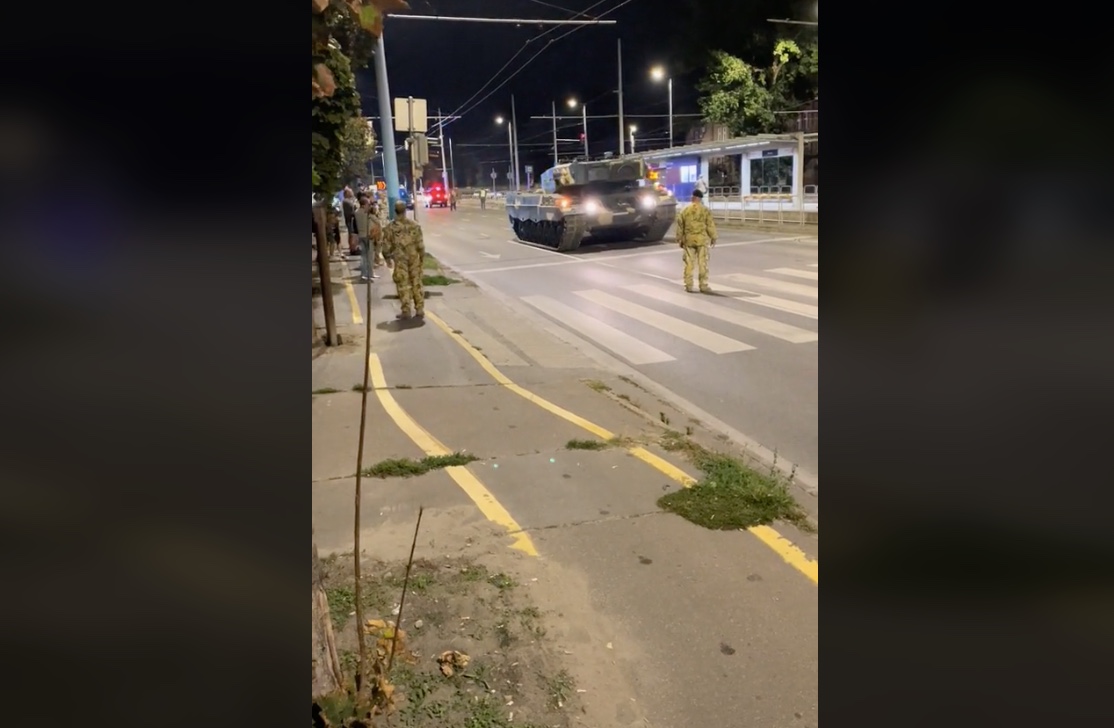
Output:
337,186,427,321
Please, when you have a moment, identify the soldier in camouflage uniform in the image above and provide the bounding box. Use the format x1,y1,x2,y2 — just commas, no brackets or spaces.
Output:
382,200,426,319
674,189,718,293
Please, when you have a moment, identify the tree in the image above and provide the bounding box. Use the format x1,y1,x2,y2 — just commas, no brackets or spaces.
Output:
312,1,408,348
340,117,376,187
697,40,818,136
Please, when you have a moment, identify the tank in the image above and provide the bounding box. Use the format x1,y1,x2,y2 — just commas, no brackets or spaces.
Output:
504,158,677,251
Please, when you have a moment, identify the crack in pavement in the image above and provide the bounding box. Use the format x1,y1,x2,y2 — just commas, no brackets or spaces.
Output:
506,509,666,534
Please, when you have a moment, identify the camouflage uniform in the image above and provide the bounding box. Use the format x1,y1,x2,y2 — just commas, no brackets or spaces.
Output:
674,198,718,292
382,207,425,318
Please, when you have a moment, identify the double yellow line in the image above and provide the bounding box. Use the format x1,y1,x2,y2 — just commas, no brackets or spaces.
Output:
423,311,818,586
361,304,817,585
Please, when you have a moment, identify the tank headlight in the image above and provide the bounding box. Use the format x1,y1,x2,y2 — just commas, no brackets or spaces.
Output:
584,199,600,215
640,195,657,210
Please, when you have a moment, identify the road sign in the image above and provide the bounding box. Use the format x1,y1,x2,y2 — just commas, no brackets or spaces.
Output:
490,170,497,179
394,97,428,133
506,173,512,179
524,165,533,174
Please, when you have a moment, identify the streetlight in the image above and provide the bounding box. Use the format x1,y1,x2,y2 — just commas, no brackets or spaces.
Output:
629,124,637,155
496,116,513,191
568,97,588,159
651,65,673,148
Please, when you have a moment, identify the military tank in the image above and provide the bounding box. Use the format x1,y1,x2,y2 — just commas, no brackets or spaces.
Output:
504,158,677,251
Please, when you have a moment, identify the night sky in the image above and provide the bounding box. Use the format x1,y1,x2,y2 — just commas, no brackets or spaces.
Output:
355,0,812,186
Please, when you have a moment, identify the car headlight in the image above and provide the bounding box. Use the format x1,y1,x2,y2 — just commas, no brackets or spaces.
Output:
584,199,600,215
640,195,657,210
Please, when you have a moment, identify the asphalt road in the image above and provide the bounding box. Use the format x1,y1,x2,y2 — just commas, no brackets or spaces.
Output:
416,203,819,479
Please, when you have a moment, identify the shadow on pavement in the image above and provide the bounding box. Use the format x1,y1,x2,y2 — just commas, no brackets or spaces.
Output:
376,317,426,332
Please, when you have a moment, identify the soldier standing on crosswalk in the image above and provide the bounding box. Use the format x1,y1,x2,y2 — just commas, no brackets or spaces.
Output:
674,189,718,293
382,200,426,320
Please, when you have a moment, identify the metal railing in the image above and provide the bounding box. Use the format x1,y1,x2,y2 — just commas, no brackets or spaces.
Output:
700,185,818,226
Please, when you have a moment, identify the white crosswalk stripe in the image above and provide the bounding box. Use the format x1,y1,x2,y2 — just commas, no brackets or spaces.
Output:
519,268,818,368
725,272,819,299
574,290,754,354
521,295,675,365
624,285,817,343
766,267,818,281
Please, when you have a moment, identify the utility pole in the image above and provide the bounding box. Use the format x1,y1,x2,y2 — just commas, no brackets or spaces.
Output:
374,35,401,220
437,107,448,191
582,103,589,159
407,95,419,222
551,100,558,166
511,94,521,190
448,137,456,190
617,38,625,156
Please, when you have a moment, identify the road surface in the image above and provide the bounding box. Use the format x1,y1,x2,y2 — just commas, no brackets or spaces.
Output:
415,204,820,479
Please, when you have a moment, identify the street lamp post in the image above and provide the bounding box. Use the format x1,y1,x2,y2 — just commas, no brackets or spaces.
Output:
496,116,514,191
568,98,588,160
651,66,673,148
629,125,637,154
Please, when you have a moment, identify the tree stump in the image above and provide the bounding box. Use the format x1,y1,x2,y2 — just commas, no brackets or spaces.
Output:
312,537,343,697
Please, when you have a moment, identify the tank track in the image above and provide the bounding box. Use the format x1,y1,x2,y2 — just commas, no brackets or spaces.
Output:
510,214,589,251
638,215,675,243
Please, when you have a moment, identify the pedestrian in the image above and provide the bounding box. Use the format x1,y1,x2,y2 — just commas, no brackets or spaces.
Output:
449,190,457,211
353,194,379,281
381,200,426,320
674,189,717,293
479,188,487,210
341,187,359,256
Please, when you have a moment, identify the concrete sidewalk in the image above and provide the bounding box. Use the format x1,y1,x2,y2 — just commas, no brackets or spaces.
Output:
312,267,817,727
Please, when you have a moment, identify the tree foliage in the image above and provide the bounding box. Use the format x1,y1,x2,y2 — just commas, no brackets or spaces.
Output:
697,40,818,136
312,1,408,196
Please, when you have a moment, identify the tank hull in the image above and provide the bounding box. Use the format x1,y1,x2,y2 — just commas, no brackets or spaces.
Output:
505,192,677,251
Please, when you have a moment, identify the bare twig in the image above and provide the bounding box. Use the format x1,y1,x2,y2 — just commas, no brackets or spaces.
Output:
352,261,375,695
388,506,424,674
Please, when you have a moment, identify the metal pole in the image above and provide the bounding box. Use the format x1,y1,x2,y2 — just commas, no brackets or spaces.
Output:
511,95,521,190
407,96,419,222
668,78,674,148
617,38,624,156
448,137,456,190
374,35,400,220
552,100,558,166
506,124,514,191
438,107,448,191
583,103,589,159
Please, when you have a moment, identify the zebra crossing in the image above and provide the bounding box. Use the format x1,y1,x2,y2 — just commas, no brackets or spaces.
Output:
519,265,819,366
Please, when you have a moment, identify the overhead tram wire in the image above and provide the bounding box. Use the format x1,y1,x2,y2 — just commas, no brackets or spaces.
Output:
430,0,639,136
422,0,615,138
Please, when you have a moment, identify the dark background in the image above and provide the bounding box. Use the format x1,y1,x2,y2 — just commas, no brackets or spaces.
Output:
360,0,816,184
2,0,1113,726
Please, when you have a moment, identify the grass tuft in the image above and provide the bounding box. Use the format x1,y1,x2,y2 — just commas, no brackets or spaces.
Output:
566,438,608,451
360,452,479,478
422,274,458,286
657,433,813,532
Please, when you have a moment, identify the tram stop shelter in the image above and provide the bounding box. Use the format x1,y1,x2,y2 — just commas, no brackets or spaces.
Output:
639,133,818,224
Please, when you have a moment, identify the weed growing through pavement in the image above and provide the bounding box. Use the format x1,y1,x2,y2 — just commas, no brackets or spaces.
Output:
360,453,479,478
657,431,814,532
423,253,440,270
422,274,458,286
352,383,370,392
545,669,576,710
565,438,608,451
584,379,611,393
313,387,340,395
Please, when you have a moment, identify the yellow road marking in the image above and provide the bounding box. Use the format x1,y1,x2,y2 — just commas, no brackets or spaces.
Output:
367,353,537,557
426,310,817,585
344,280,363,325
